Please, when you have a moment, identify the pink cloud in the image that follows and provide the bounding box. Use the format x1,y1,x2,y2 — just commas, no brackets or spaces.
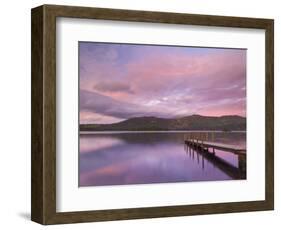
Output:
79,43,246,123
125,50,245,94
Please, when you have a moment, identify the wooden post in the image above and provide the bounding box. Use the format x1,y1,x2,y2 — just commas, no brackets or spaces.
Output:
238,154,246,174
192,147,194,159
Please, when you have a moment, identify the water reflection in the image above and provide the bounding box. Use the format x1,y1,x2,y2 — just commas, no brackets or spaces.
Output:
79,132,246,187
184,143,246,179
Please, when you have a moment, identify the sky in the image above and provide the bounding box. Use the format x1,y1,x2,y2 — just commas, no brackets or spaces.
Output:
79,42,246,124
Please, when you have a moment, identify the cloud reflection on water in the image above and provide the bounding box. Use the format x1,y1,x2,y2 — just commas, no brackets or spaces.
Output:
79,132,246,186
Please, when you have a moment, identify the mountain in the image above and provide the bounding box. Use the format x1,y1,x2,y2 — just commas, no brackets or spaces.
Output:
80,115,246,131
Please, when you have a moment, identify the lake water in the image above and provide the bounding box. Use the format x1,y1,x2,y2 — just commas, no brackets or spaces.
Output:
79,132,246,187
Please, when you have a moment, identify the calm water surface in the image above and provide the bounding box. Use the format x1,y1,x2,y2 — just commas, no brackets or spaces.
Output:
79,132,246,186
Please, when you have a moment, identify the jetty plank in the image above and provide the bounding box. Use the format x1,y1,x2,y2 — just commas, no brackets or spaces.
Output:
185,139,246,155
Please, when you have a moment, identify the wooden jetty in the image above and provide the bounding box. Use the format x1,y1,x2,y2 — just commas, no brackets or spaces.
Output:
183,132,246,178
183,132,246,155
185,139,246,155
184,144,246,179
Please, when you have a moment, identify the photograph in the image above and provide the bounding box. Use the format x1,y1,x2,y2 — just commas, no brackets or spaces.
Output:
79,42,247,187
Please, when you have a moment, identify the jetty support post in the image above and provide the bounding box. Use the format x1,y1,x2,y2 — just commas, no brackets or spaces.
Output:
238,153,246,173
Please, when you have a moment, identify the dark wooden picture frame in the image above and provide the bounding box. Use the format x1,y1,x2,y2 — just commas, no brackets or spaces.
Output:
31,4,274,225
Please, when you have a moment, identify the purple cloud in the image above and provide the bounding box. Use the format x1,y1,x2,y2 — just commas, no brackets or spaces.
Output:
93,81,134,94
79,42,246,124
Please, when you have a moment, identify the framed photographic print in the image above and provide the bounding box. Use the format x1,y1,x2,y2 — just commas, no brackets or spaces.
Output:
31,4,274,225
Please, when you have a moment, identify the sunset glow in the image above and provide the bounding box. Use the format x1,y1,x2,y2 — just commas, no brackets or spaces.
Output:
79,42,246,124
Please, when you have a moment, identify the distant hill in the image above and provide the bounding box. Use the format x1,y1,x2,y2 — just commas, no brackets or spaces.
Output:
80,115,246,131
